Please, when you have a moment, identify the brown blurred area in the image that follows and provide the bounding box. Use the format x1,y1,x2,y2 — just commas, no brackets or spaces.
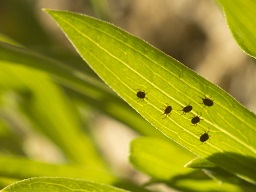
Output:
1,0,256,112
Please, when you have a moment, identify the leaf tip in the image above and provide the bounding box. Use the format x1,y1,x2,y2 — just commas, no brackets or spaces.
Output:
41,8,59,16
42,8,50,13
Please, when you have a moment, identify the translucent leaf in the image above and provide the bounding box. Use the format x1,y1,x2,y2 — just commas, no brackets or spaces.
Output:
186,157,256,191
1,177,129,192
44,10,256,184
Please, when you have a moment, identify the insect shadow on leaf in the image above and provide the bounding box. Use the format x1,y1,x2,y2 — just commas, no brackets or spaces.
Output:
191,113,203,126
161,104,172,119
136,89,147,102
179,104,193,115
199,130,210,144
199,95,214,107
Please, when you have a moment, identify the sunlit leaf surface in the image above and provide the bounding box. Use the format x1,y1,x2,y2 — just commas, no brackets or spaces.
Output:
1,177,129,192
45,10,256,184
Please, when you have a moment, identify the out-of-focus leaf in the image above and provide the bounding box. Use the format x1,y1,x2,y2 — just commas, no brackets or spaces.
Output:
0,119,24,155
0,63,109,173
0,42,163,138
217,0,256,58
130,137,195,180
0,34,21,46
0,155,115,184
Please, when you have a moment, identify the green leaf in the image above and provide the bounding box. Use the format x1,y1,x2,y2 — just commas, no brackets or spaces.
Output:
0,63,109,172
186,157,244,183
0,155,150,192
169,175,249,192
217,0,256,58
0,33,21,46
130,138,247,192
186,157,256,191
0,155,115,184
185,157,217,169
0,42,163,137
130,137,195,180
0,177,19,190
1,177,129,192
44,10,256,184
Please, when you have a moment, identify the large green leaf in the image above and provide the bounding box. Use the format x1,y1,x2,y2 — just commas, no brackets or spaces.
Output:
1,177,129,192
44,10,256,184
217,0,256,58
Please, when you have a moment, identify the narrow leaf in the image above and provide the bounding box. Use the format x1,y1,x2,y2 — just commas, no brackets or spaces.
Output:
0,64,108,171
44,10,256,183
0,155,116,184
185,157,217,169
217,0,256,58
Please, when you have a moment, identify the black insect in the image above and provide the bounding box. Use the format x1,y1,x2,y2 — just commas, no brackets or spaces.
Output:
200,96,214,107
191,114,202,125
162,104,172,119
180,104,193,115
136,89,147,102
200,130,210,143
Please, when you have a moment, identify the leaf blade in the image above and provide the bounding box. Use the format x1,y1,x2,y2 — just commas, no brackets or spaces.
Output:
44,9,256,183
1,177,129,192
130,137,195,180
0,155,115,184
0,63,108,171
